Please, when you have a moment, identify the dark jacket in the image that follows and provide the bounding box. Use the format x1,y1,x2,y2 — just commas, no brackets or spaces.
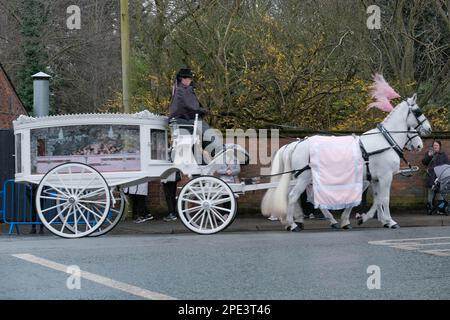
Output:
422,151,450,187
169,83,206,120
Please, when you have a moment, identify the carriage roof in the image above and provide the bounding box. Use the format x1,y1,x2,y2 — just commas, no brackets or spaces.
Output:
13,110,168,130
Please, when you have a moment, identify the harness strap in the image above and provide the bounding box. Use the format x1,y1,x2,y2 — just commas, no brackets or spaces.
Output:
359,125,413,181
377,124,412,169
242,165,312,185
293,165,311,178
359,140,372,182
377,124,404,158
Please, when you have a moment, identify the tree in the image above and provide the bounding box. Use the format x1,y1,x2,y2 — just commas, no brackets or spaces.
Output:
15,0,49,113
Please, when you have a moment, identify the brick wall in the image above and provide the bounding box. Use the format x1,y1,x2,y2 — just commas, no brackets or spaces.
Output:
390,137,450,207
0,64,27,128
145,135,450,216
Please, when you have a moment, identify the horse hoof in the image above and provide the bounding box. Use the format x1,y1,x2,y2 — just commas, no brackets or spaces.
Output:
342,224,352,230
357,217,363,226
291,226,302,232
383,224,389,228
295,223,304,230
390,224,400,229
331,223,340,229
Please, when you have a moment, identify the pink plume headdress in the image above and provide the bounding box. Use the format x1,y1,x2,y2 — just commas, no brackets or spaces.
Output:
367,74,401,112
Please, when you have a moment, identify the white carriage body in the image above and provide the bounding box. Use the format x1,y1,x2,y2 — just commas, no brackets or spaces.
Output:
11,110,274,237
12,110,189,187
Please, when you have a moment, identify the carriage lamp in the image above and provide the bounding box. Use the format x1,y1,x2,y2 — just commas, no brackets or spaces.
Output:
58,128,64,140
108,126,114,138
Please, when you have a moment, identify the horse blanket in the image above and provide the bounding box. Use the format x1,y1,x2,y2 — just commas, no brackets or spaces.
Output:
309,135,363,210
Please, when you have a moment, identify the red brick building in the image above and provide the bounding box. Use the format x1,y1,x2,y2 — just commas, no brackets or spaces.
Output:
0,63,27,186
0,63,27,128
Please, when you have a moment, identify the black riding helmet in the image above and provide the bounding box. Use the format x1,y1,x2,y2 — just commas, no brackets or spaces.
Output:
176,68,194,80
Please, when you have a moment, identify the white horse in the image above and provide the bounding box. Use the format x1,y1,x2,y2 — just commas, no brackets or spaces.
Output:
279,129,423,230
261,94,432,231
262,129,423,230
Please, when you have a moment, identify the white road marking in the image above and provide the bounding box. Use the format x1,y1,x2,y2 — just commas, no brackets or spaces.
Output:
418,249,450,257
369,236,450,245
369,237,450,257
390,245,418,251
12,253,176,300
410,242,450,247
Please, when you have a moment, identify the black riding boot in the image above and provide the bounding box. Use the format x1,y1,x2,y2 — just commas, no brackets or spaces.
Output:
426,203,433,215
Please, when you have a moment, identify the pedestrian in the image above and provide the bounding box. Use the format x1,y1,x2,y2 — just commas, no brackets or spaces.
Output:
215,145,241,184
124,182,153,223
161,171,181,222
214,147,240,221
422,140,449,213
169,68,224,157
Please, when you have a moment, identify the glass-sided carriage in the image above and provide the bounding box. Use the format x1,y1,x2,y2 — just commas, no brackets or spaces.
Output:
13,110,265,238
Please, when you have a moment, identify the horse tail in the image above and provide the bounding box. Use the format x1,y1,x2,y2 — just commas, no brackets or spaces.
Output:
261,144,287,217
270,143,295,219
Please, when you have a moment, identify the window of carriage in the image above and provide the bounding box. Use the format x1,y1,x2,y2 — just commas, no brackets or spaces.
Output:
150,129,167,160
15,133,22,173
30,125,140,174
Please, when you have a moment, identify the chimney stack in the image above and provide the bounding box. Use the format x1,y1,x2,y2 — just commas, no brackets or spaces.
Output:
32,72,51,117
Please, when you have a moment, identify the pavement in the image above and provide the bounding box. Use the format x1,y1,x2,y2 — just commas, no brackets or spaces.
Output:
1,210,449,236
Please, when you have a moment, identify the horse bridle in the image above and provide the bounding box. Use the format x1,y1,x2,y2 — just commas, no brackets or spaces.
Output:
404,128,420,149
360,124,419,181
406,101,427,131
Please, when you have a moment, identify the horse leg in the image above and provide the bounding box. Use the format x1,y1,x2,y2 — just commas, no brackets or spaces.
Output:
340,207,353,229
374,176,399,228
357,181,388,225
290,200,305,231
356,180,372,225
377,204,396,228
286,174,310,232
381,203,400,229
357,203,377,224
320,209,340,229
374,176,398,228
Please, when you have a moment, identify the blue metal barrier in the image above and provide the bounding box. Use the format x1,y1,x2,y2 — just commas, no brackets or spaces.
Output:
2,179,40,235
1,179,113,236
0,188,4,234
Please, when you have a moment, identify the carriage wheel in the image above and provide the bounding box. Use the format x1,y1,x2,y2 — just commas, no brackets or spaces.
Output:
88,187,125,237
61,187,125,237
178,176,237,234
36,162,111,238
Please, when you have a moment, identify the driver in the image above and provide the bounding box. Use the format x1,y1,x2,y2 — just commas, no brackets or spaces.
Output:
169,68,223,159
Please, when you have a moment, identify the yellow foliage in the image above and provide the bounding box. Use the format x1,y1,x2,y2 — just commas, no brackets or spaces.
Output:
424,105,450,131
99,92,170,115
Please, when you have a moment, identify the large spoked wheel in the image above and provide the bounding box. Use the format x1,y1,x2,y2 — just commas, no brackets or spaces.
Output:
62,187,125,237
88,187,125,237
178,176,237,234
36,162,111,238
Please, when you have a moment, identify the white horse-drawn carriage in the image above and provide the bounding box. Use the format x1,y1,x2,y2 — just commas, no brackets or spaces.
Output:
13,110,278,238
13,75,433,238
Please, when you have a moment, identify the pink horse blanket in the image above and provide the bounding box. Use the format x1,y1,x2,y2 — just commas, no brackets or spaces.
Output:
309,135,363,210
